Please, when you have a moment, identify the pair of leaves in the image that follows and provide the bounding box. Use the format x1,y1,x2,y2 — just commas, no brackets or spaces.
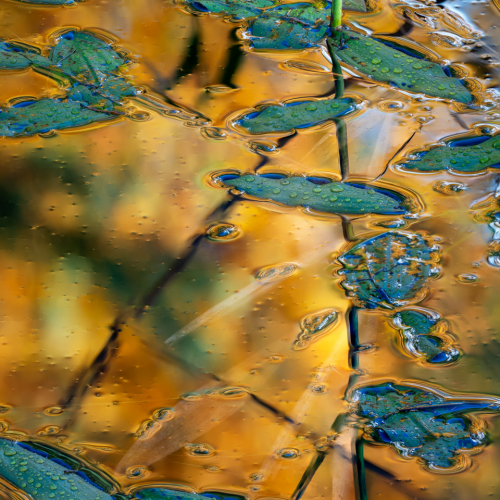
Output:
328,29,472,103
184,0,276,19
218,174,411,215
338,232,437,309
0,439,114,500
393,309,459,364
400,135,500,173
0,31,136,137
236,97,355,134
351,383,497,469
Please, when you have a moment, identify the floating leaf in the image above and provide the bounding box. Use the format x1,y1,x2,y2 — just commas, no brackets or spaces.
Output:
0,42,51,70
351,383,498,469
236,97,355,134
249,3,331,50
217,174,411,215
0,98,118,137
338,232,438,309
184,0,276,19
400,135,500,173
49,31,127,85
393,309,460,364
328,29,472,103
0,439,114,499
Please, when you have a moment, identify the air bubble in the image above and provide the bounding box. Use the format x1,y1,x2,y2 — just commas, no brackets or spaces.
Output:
201,127,227,140
185,443,216,457
456,274,478,283
433,181,467,195
126,466,149,479
206,223,242,242
44,406,64,416
255,263,298,282
276,448,300,460
378,100,405,112
293,309,339,350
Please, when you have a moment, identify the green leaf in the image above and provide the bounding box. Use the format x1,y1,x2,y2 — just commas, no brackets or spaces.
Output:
400,135,500,173
217,174,411,215
249,3,331,50
351,383,497,469
0,97,118,137
328,29,472,103
394,309,459,364
0,439,114,500
49,31,127,85
184,0,276,19
236,97,355,134
0,42,52,70
338,232,437,309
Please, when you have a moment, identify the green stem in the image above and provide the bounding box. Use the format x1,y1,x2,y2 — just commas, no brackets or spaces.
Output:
331,0,343,29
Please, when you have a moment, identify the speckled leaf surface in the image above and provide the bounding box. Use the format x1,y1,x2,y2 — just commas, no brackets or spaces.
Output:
134,489,206,500
0,439,113,500
351,383,495,469
219,175,410,215
184,0,276,19
0,98,117,137
394,310,459,364
50,31,126,85
236,97,355,134
328,29,472,103
401,135,500,173
338,232,436,309
0,42,51,70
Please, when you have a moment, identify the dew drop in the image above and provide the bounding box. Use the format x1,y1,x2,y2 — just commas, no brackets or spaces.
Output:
206,223,242,242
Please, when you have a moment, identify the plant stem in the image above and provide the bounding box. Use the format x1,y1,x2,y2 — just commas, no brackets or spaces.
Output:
331,0,343,29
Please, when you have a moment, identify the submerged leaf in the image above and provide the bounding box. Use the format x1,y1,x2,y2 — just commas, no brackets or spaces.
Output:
218,174,411,215
0,439,114,499
236,97,355,134
400,135,500,173
393,309,460,364
50,31,127,85
351,383,498,469
328,29,472,103
0,42,51,70
338,232,437,308
0,98,118,137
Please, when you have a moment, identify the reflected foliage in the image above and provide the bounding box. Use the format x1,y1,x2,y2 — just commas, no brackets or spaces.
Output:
338,232,438,309
351,383,497,469
328,29,472,103
236,97,355,134
218,174,411,215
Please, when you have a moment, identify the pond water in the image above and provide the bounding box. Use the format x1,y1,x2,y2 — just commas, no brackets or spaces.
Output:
0,0,499,499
